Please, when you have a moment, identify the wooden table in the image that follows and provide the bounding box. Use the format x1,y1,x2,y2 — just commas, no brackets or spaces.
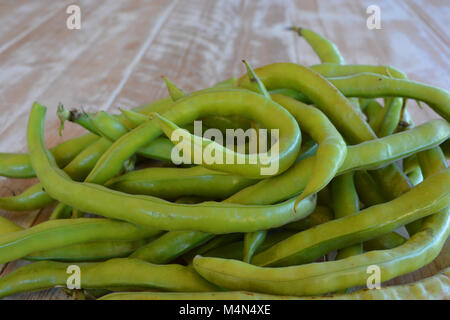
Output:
0,0,448,300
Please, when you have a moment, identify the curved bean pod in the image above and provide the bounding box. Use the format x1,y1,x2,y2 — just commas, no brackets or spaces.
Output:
291,27,345,64
270,94,346,208
27,102,315,233
227,119,449,205
193,202,450,296
100,266,450,300
0,137,112,211
0,133,99,178
251,169,449,267
243,231,267,263
84,89,301,184
237,62,376,143
310,63,407,79
328,73,450,121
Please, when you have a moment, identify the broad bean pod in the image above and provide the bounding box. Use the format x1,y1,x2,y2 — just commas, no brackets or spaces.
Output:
26,102,315,234
291,27,345,64
250,169,449,267
100,266,450,300
0,258,218,298
328,73,450,122
330,172,362,260
193,203,450,296
0,133,99,178
226,119,449,205
106,166,259,200
237,63,376,144
130,231,213,264
0,218,161,264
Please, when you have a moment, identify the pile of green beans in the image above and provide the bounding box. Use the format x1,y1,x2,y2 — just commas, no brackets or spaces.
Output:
0,27,449,300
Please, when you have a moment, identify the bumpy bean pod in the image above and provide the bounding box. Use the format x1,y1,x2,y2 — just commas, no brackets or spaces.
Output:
0,218,161,264
328,73,450,121
0,133,99,179
227,119,449,206
105,166,259,200
250,169,449,267
27,102,316,234
0,258,218,298
238,63,376,144
100,266,450,300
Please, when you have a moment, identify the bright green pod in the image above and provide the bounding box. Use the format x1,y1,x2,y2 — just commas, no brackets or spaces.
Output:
26,102,314,234
26,239,148,262
193,203,450,296
0,137,112,212
227,119,449,206
282,206,333,231
130,231,213,264
105,166,259,201
0,133,99,178
238,63,376,144
328,73,450,122
0,218,161,264
292,28,345,64
100,267,450,300
0,258,219,298
330,172,362,260
250,169,449,267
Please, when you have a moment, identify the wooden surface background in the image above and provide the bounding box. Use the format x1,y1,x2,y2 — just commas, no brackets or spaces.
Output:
0,0,448,300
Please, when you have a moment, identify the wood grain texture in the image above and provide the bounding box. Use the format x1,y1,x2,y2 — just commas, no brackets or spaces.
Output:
0,0,448,300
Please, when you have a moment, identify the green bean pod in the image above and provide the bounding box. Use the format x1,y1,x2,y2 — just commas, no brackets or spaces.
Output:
227,119,449,206
193,202,450,296
0,137,112,212
0,133,99,178
330,172,362,260
0,258,218,298
310,63,407,79
27,103,315,234
372,98,404,137
328,73,450,121
202,231,297,261
282,206,333,231
250,169,449,267
100,266,450,300
130,231,213,264
238,63,376,144
407,146,449,236
0,218,161,264
83,89,300,184
0,215,22,234
292,28,345,64
0,215,154,262
26,239,148,262
105,166,259,201
243,231,267,263
270,94,347,208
